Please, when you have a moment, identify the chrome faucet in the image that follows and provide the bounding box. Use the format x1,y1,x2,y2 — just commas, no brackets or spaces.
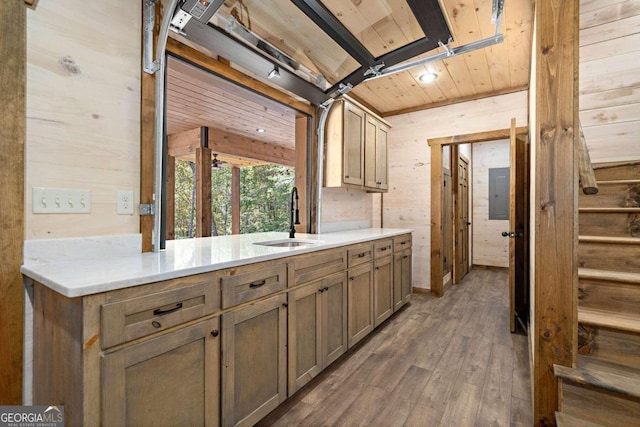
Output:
289,187,300,238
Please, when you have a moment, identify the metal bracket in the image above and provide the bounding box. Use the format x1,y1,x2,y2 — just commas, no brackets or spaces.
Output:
438,37,454,56
364,63,385,77
140,203,155,216
326,83,353,100
143,0,160,74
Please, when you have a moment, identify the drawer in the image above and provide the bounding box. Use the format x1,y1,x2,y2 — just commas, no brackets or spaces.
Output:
101,281,219,349
221,263,287,308
347,243,373,267
393,234,412,252
373,239,393,259
292,248,347,287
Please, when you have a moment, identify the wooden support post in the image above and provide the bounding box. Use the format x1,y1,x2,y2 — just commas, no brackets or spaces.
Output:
578,123,598,195
430,144,444,297
0,0,25,404
531,0,578,424
196,128,212,237
166,155,176,240
232,167,241,235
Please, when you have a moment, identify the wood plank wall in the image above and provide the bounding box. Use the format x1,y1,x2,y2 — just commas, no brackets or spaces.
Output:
530,0,578,424
0,0,26,405
26,0,141,239
383,91,528,290
472,140,510,268
579,0,640,162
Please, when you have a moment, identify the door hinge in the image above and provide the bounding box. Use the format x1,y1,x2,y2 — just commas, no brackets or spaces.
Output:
140,203,155,216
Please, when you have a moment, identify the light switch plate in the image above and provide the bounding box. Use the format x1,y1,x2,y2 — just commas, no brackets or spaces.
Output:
33,187,91,214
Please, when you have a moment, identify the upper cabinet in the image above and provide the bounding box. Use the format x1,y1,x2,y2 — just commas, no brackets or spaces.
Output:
325,98,391,193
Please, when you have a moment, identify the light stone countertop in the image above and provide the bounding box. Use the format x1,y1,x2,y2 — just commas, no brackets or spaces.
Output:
21,228,412,298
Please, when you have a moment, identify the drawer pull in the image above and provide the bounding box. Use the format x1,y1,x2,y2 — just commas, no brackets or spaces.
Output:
403,255,409,259
210,330,219,337
380,247,388,251
249,279,267,289
357,253,366,258
153,302,183,316
151,320,161,329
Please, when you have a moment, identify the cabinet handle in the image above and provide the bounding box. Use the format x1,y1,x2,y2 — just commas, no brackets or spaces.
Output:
210,330,219,337
380,247,388,251
345,175,350,178
376,181,382,185
319,287,325,293
357,253,366,258
375,266,380,270
323,286,329,292
349,277,354,281
153,302,182,316
151,320,161,329
403,255,409,259
282,302,288,308
249,279,266,289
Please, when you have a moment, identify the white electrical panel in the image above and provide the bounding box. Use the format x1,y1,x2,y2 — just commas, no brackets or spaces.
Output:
32,187,91,214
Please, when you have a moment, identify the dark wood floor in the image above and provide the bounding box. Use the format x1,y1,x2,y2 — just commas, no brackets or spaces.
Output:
258,267,533,426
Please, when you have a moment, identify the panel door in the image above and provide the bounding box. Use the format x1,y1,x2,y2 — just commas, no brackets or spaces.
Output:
102,317,220,427
373,255,393,326
375,123,389,190
347,263,374,347
343,102,365,186
393,249,413,311
288,280,322,395
222,294,287,427
457,154,470,279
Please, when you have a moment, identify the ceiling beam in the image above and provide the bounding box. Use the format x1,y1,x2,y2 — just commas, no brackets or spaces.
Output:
168,127,296,167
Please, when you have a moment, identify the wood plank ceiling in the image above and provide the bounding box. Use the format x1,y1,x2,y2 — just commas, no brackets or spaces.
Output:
166,0,534,151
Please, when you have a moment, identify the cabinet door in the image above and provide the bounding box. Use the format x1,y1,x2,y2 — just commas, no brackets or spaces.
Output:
401,250,413,303
394,249,413,311
343,102,365,186
376,123,389,191
322,272,348,366
102,317,220,427
288,280,322,395
222,294,287,427
347,263,374,347
374,255,394,326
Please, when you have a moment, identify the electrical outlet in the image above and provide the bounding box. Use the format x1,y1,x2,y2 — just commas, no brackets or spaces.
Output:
33,187,91,214
117,190,135,215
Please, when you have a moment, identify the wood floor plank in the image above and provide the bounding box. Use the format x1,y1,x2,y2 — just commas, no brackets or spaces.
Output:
261,267,533,426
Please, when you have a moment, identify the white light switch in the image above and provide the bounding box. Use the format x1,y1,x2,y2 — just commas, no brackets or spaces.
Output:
33,187,91,214
117,190,135,215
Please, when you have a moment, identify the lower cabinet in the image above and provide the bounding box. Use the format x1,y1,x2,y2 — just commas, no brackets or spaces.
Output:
221,294,287,427
394,248,413,311
288,272,348,395
101,317,220,427
347,263,374,347
373,255,394,326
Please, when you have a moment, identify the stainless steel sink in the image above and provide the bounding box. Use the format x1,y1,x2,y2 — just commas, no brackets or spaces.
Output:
254,239,322,248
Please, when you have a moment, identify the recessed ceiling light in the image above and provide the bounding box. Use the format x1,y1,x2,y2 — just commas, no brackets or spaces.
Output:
256,128,266,133
419,72,438,83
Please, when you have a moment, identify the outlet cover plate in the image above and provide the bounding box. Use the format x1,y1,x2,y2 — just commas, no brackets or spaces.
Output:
117,190,135,215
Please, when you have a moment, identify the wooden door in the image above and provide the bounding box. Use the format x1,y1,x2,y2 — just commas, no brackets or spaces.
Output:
508,124,530,333
401,249,413,304
343,102,365,186
288,280,322,395
347,263,374,347
456,155,470,280
321,272,348,366
375,122,389,190
222,294,287,427
373,255,393,326
364,116,378,189
102,317,220,427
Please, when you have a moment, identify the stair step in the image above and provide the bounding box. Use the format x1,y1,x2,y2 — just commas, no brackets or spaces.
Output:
579,269,640,316
579,307,640,334
555,357,640,427
578,237,640,273
593,161,640,181
580,181,640,209
579,268,640,284
555,358,640,400
579,210,640,238
555,412,607,427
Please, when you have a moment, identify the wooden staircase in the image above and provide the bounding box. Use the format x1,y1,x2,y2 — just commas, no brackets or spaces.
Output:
555,161,640,427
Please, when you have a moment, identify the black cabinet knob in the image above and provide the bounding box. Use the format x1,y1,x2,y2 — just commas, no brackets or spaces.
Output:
152,320,161,329
210,330,219,337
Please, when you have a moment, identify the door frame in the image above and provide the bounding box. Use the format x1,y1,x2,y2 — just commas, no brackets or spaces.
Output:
428,125,528,297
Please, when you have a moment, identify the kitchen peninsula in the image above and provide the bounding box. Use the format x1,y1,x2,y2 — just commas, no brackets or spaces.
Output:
23,228,412,426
